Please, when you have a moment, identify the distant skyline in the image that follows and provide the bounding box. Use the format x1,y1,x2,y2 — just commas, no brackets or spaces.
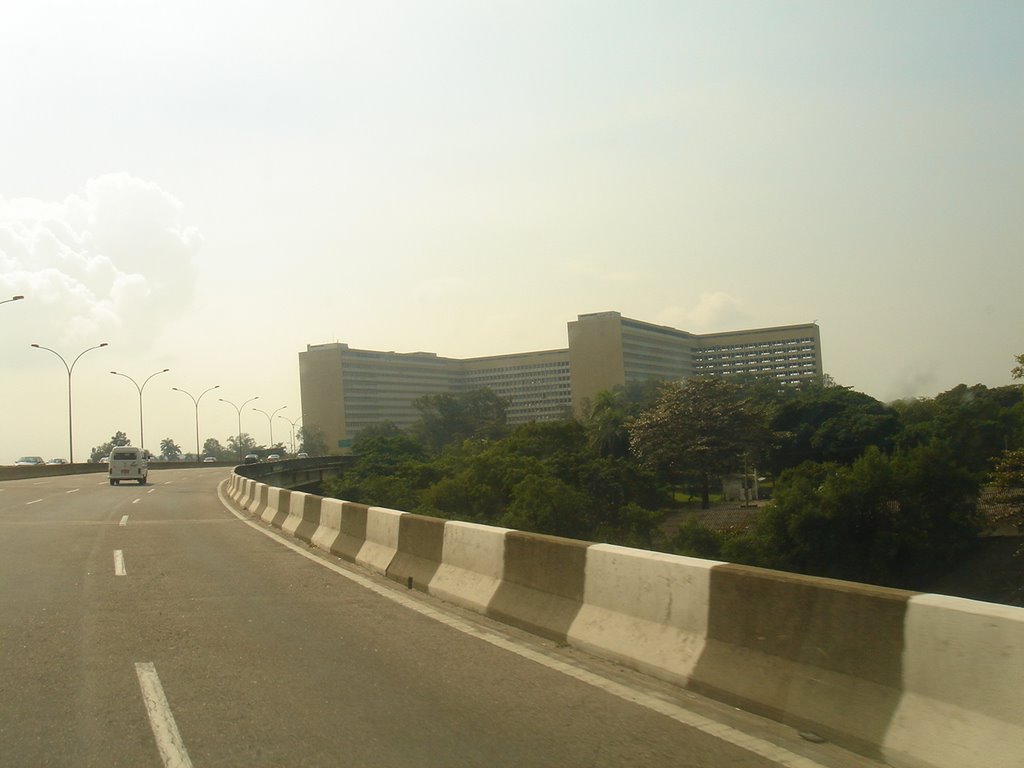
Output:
1,1,1021,462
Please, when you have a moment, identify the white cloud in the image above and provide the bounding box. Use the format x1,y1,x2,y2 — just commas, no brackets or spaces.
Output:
657,292,752,333
0,173,202,349
687,291,752,331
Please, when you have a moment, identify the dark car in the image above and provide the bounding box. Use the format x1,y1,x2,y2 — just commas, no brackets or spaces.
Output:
14,456,46,466
243,454,259,464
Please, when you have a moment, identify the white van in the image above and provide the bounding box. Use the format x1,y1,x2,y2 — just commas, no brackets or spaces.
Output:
108,446,148,485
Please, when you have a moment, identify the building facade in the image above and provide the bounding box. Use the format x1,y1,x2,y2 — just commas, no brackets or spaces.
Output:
300,312,822,452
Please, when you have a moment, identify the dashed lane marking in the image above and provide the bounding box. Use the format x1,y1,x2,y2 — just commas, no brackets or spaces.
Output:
114,549,126,576
135,662,193,768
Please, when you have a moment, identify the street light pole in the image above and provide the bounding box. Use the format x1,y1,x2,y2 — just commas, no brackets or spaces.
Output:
278,415,301,454
110,368,169,455
172,384,219,460
220,396,259,459
2,295,25,306
253,405,286,449
31,342,109,463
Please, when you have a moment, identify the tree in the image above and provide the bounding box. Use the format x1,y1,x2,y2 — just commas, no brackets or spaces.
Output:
736,443,981,589
769,385,900,471
984,355,1024,544
628,377,769,508
988,448,1024,541
297,426,327,457
90,431,131,462
411,388,509,454
159,438,182,461
226,432,258,458
203,437,228,461
584,381,661,459
893,383,1023,475
322,423,432,508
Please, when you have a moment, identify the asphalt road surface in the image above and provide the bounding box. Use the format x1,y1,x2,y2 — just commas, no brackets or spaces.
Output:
0,469,883,768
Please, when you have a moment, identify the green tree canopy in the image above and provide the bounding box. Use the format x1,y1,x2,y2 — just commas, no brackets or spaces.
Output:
628,377,769,508
988,448,1024,542
768,385,900,471
226,432,258,458
90,431,131,462
297,426,327,457
584,381,662,459
411,388,509,454
893,383,1023,475
735,443,981,589
202,437,227,460
159,437,182,461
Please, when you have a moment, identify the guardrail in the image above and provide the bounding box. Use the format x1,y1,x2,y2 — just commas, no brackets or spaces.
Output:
226,470,1024,768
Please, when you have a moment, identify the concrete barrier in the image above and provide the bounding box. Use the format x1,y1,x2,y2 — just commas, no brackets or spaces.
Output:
567,545,718,688
355,506,405,575
224,471,1024,768
690,564,911,759
430,521,511,614
386,513,446,591
882,594,1024,768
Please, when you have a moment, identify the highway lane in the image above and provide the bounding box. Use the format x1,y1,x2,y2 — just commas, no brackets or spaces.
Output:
0,470,881,767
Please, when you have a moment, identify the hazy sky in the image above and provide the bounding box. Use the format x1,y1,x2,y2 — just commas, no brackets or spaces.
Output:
1,1,1021,462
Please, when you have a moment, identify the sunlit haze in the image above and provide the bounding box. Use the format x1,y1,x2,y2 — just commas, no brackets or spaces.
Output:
1,1,1021,463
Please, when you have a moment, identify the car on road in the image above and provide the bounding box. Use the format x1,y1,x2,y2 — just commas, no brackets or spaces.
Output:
108,446,148,485
202,456,217,463
243,454,259,464
297,452,309,459
266,453,281,461
47,458,68,465
14,456,46,466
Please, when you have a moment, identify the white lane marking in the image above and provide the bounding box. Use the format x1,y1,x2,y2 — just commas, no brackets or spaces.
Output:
163,481,173,485
120,515,129,527
216,485,829,768
132,498,141,504
135,662,193,768
114,550,126,576
148,488,156,494
27,499,43,505
66,488,80,494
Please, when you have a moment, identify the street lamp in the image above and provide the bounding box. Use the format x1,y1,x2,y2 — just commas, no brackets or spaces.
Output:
253,405,286,449
110,368,169,455
31,342,109,463
220,396,259,459
171,384,219,460
2,295,25,306
278,414,302,454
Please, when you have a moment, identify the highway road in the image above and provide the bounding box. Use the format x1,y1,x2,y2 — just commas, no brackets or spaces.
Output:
0,469,881,767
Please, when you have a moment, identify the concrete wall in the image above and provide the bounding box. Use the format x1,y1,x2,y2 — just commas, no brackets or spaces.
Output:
226,472,1024,768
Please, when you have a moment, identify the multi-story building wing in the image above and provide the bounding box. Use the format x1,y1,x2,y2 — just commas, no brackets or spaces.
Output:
300,311,822,452
299,344,459,446
457,349,572,425
693,325,823,384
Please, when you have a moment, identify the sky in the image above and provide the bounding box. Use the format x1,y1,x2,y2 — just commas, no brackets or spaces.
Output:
1,1,1021,463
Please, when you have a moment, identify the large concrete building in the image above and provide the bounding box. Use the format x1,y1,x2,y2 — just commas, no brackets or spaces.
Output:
300,311,822,452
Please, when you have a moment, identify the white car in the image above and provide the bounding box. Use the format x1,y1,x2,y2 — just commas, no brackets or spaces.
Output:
108,446,148,485
14,456,46,466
